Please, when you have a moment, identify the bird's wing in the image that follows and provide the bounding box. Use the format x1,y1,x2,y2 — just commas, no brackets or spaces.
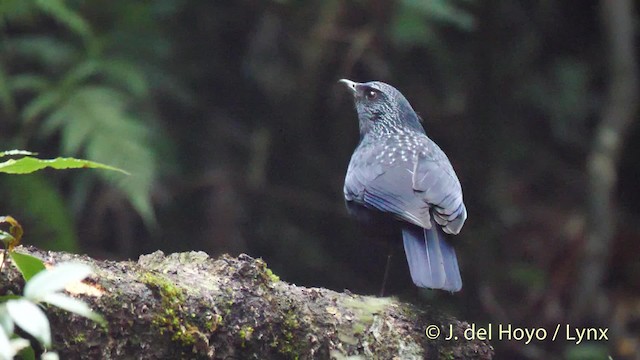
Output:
361,163,433,229
345,137,466,233
344,142,430,228
411,141,466,234
344,141,384,202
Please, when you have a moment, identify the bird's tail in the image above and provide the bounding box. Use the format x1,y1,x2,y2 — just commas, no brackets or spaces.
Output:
402,223,462,292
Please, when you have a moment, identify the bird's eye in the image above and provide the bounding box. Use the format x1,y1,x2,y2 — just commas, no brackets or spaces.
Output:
365,89,378,101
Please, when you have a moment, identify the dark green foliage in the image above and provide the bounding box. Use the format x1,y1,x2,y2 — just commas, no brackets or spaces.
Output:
0,0,174,239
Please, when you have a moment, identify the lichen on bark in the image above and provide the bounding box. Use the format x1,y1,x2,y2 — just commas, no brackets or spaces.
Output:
0,246,494,359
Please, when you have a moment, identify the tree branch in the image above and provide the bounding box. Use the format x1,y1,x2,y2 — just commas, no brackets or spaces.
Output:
572,0,639,322
1,246,493,359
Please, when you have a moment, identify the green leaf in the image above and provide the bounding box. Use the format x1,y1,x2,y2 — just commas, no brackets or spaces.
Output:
41,351,59,360
41,85,158,223
0,150,36,158
0,230,15,248
0,0,37,26
9,252,46,282
402,0,475,30
390,0,475,47
10,74,50,93
0,216,23,250
22,89,62,123
0,326,14,360
41,293,106,326
0,305,31,359
18,345,37,360
0,304,14,336
59,60,101,91
24,262,92,300
0,156,129,175
0,295,21,302
6,299,51,348
4,36,76,69
0,63,16,115
98,59,149,96
390,6,437,47
34,0,91,39
12,339,32,360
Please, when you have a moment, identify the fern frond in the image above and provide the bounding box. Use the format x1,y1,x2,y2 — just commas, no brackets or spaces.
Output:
0,62,16,115
58,60,102,91
390,0,476,48
97,59,149,97
34,0,91,39
10,73,50,93
0,0,37,27
41,85,158,223
5,36,77,70
22,89,62,124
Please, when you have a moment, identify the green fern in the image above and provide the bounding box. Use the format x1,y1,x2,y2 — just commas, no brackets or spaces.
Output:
0,0,37,26
37,85,157,223
2,1,170,228
391,0,475,46
0,63,16,115
34,0,91,39
4,35,77,70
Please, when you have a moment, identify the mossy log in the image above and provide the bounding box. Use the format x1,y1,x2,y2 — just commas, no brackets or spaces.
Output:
0,246,493,359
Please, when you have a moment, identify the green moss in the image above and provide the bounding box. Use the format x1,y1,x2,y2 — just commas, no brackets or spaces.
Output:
268,308,306,359
352,322,366,335
239,325,254,347
440,349,456,360
204,313,223,332
254,258,281,284
140,271,203,346
264,267,280,283
342,296,391,335
70,333,86,344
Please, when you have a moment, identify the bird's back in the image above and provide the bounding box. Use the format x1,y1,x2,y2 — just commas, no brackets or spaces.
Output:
345,129,463,230
339,79,466,291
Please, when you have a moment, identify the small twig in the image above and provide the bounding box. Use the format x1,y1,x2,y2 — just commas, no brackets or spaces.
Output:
379,242,393,297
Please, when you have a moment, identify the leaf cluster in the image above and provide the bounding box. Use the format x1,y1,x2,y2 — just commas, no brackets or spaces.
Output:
0,250,105,360
0,0,173,242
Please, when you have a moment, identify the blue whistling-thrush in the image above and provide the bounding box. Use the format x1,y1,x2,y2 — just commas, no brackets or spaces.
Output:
339,79,467,292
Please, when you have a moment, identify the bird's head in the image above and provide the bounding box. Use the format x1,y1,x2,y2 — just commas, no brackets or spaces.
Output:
339,79,424,138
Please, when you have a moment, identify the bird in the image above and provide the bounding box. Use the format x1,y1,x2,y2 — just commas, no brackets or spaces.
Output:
339,79,467,292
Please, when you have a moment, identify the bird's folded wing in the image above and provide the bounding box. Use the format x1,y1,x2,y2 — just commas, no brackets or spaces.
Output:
361,166,432,229
344,160,383,201
412,150,466,234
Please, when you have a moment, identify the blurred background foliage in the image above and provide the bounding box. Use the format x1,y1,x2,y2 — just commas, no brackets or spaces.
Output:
1,0,638,358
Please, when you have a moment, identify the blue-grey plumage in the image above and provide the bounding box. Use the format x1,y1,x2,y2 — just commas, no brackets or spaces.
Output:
340,79,467,292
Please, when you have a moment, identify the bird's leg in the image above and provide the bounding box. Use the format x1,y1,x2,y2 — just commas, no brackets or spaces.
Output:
379,242,394,297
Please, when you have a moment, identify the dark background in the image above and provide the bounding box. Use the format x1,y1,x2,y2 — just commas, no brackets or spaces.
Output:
1,1,638,358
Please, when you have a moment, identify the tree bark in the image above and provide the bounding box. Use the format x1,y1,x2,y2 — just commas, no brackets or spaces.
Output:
572,0,639,323
1,246,493,359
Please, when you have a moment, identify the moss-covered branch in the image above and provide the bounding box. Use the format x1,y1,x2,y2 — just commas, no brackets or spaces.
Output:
0,246,493,359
